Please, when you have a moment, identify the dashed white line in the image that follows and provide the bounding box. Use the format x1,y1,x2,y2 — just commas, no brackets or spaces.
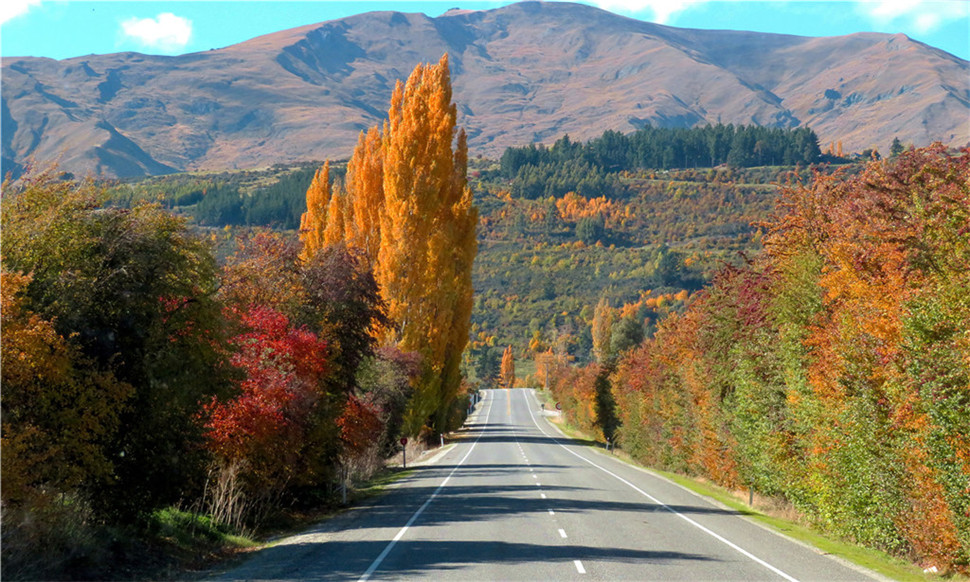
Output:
574,560,586,574
522,390,800,582
540,493,547,499
558,528,568,538
548,509,555,515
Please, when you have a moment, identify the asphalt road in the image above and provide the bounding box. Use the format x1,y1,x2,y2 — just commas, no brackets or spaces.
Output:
212,388,881,581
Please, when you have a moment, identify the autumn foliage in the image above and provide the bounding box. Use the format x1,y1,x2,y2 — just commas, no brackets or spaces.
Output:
567,146,970,572
500,345,516,389
1,168,398,576
1,270,131,507
202,306,328,494
300,54,478,436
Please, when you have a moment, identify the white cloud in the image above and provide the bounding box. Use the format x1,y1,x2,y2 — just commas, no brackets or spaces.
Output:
1,0,42,25
120,12,192,53
858,0,967,34
583,0,707,24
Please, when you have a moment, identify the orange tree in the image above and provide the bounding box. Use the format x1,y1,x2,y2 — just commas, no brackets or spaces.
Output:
300,54,477,436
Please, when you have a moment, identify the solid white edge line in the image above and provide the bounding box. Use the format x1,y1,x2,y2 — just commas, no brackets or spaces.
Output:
357,392,493,581
522,390,799,582
574,560,586,574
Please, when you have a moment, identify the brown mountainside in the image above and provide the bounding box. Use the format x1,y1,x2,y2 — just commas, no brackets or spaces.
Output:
2,1,967,178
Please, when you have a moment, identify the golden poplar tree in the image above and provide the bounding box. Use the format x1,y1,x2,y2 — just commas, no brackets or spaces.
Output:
500,345,516,390
377,54,478,434
322,183,348,248
344,126,385,263
299,162,332,262
299,54,477,435
591,296,615,364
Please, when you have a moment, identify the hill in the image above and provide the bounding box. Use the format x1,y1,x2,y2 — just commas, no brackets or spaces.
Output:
3,1,968,178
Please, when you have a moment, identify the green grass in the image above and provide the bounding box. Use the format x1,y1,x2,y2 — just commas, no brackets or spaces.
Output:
151,507,256,551
652,472,934,582
356,467,416,500
143,507,258,580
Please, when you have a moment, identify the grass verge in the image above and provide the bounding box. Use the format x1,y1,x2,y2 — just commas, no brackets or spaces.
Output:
146,507,259,580
144,465,415,580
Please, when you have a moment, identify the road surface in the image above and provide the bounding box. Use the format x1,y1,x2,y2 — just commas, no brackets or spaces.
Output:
212,388,880,581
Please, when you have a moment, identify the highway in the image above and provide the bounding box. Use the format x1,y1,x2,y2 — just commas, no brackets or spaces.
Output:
213,388,879,581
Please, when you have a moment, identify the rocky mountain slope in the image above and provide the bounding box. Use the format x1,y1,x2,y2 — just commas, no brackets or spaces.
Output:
3,1,967,178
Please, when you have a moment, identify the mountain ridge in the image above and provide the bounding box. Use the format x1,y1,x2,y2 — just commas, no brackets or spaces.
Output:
3,1,967,178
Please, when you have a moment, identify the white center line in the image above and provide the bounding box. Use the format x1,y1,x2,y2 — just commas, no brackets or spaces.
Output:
574,560,586,574
558,528,568,538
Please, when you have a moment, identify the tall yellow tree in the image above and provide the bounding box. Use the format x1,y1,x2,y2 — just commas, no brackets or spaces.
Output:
591,296,615,364
500,345,516,390
299,162,332,262
344,126,385,263
378,54,477,434
322,183,348,248
299,54,477,435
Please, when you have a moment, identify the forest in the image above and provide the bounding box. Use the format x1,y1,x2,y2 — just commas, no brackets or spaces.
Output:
545,146,970,574
494,124,825,199
106,158,800,370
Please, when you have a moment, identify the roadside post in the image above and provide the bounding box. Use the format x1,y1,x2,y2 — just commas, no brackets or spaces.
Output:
401,436,408,469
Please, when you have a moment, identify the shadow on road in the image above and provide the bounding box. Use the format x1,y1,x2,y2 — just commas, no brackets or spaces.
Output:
213,395,744,580
454,421,599,448
219,538,718,580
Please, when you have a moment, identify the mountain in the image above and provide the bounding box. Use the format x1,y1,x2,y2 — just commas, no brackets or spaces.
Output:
3,1,968,178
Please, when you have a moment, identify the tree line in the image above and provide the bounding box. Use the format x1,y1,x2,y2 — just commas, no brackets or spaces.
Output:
545,146,970,574
498,124,823,198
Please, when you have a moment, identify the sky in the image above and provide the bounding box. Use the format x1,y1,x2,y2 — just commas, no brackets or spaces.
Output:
1,0,968,62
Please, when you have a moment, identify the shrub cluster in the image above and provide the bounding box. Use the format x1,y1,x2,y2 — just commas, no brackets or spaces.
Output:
0,171,418,578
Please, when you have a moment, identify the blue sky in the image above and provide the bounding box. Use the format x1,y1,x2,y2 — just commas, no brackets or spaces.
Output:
2,1,968,61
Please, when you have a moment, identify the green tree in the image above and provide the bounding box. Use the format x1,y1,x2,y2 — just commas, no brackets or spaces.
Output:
474,347,502,386
890,137,905,157
653,245,685,287
1,169,233,519
576,214,606,245
1,270,132,507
